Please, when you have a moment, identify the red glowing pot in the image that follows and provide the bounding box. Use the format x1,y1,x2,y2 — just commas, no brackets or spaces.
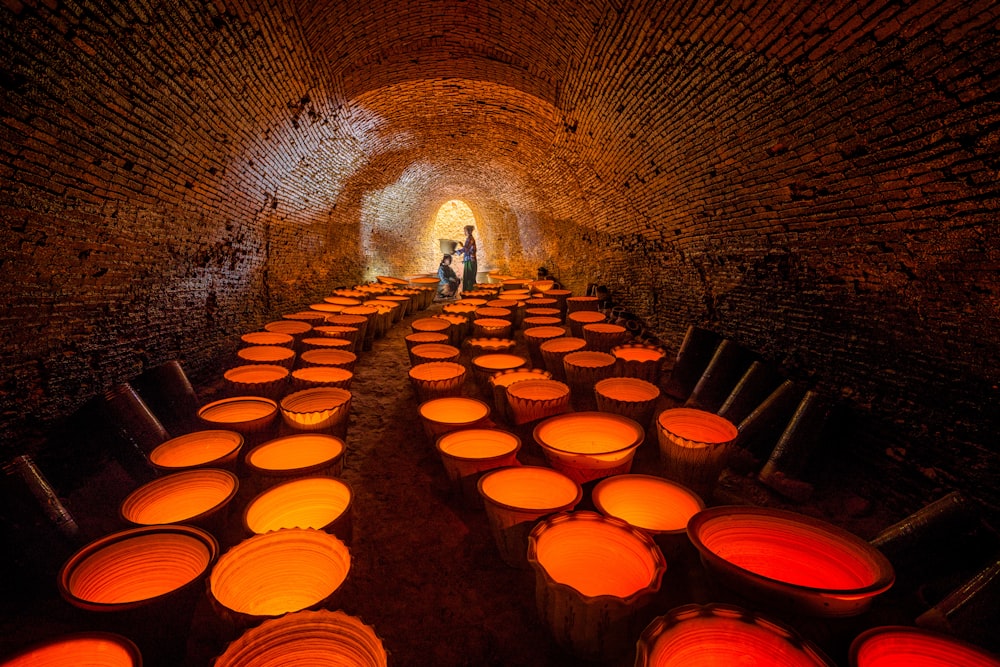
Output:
148,429,244,472
411,317,451,335
611,343,667,384
539,336,587,381
505,379,572,426
582,322,631,352
0,632,142,667
223,364,289,400
489,368,554,423
408,342,461,367
435,428,521,503
279,388,352,437
263,320,312,338
850,625,1000,666
240,331,294,348
592,474,704,555
534,411,644,484
656,407,737,498
522,325,566,367
244,476,353,544
418,397,491,440
298,349,357,372
471,353,527,388
566,310,606,337
244,433,345,495
198,396,278,447
636,603,834,666
687,506,895,617
528,511,666,661
236,345,295,369
290,366,354,391
213,609,387,667
408,361,467,402
472,317,513,339
595,376,661,428
120,468,238,535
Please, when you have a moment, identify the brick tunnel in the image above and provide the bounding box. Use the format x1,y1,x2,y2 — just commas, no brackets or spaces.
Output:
0,1,998,665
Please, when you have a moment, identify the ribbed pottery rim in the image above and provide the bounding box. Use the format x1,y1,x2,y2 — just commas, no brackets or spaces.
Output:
280,387,352,417
489,368,553,389
149,429,244,468
224,364,289,384
540,337,587,353
198,396,279,423
119,468,239,526
300,349,357,365
506,379,570,401
409,362,466,382
418,397,490,425
656,407,738,445
533,411,644,456
244,433,346,473
0,631,143,666
243,476,354,535
563,351,617,368
237,346,295,362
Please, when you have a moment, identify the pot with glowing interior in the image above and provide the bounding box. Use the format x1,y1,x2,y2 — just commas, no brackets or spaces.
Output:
472,317,513,340
237,345,296,369
435,428,521,504
478,466,582,568
148,429,244,472
313,324,361,352
591,474,704,557
408,342,461,367
527,510,666,661
562,351,617,407
582,323,631,353
611,343,667,384
488,367,553,423
300,336,353,354
279,387,352,439
635,603,834,667
405,331,450,352
655,408,737,498
0,632,142,667
687,505,895,617
505,379,572,426
850,625,1000,667
198,396,278,447
223,364,290,400
298,349,357,373
120,468,239,537
594,376,661,428
471,353,527,388
522,325,566,368
565,295,600,313
539,336,587,381
324,314,368,347
411,316,451,336
213,609,386,667
263,319,312,340
566,310,606,338
418,397,491,440
243,476,354,545
209,528,351,630
240,331,294,348
58,525,218,666
244,433,345,497
290,365,354,391
408,361,467,402
466,337,517,362
533,411,644,485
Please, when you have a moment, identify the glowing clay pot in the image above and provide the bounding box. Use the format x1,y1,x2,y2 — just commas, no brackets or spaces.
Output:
566,310,606,338
298,349,357,373
435,428,521,504
120,468,238,535
244,476,353,544
434,313,468,345
240,331,294,348
544,288,572,310
562,350,617,410
655,408,737,498
58,525,218,665
411,317,451,335
591,474,704,556
475,306,513,322
530,279,555,293
524,306,561,318
213,609,387,667
478,466,582,568
466,337,516,361
341,306,379,349
279,388,352,438
405,331,450,352
244,433,345,495
472,317,513,340
376,294,411,320
223,364,290,400
148,429,244,472
582,322,631,353
533,411,644,485
522,316,562,332
0,632,142,667
611,343,667,384
521,325,566,370
209,528,350,627
263,320,312,339
367,298,403,325
539,336,587,381
471,353,527,388
312,325,361,353
850,625,1000,667
236,345,296,369
594,376,661,428
505,379,572,426
198,396,278,447
527,511,666,661
635,603,834,667
459,297,489,307
324,315,368,347
300,336,353,354
290,366,354,391
418,397,491,440
408,342,461,367
687,505,895,617
282,311,327,326
565,295,600,313
489,368,554,423
408,361,467,402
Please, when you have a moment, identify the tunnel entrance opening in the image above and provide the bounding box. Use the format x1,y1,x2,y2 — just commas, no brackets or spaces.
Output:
432,199,480,286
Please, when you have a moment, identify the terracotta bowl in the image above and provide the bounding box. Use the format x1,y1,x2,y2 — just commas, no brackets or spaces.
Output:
850,625,1000,667
244,476,353,544
149,429,244,471
240,331,294,348
198,397,278,445
223,364,290,399
533,411,645,484
279,388,351,435
237,345,295,369
120,468,238,531
418,397,491,440
0,632,142,667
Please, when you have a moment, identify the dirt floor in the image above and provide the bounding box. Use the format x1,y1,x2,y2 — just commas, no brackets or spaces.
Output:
1,298,995,666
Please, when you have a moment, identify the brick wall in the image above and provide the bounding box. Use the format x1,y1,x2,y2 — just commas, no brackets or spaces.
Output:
0,0,996,514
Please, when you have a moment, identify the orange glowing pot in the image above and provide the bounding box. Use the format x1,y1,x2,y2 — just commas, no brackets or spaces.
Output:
324,315,368,345
472,318,513,340
300,336,353,353
411,317,451,335
434,313,468,345
611,343,667,384
655,408,737,498
279,388,351,437
307,303,344,315
408,342,460,367
264,320,312,338
298,349,357,372
244,476,353,544
323,296,362,307
687,506,895,617
282,311,327,325
237,345,295,369
850,626,1000,667
466,337,516,360
223,364,289,400
213,609,387,667
341,306,379,348
435,428,521,503
530,279,555,293
582,322,631,352
471,353,527,388
566,310,606,338
418,397,491,440
290,366,354,391
594,376,661,428
562,350,617,409
635,603,834,666
524,306,561,317
505,379,572,426
591,474,704,556
527,511,667,661
367,298,403,325
408,361,467,402
0,632,142,667
566,295,600,313
313,325,361,352
244,433,345,493
405,331,450,353
533,411,644,484
475,306,513,322
240,331,294,348
459,297,489,307
120,468,238,534
198,396,278,447
148,429,244,472
488,368,553,423
539,336,586,381
522,316,562,331
209,528,350,626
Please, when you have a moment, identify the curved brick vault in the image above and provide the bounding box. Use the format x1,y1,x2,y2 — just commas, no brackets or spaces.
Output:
0,0,998,514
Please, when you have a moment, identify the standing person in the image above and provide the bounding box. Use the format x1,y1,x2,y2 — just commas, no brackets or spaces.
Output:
455,224,478,293
436,254,460,299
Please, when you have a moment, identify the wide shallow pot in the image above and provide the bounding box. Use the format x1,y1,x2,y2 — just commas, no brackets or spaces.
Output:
635,603,834,666
404,331,450,352
148,429,244,472
488,368,553,423
611,343,666,384
591,474,704,556
244,433,346,495
687,505,895,617
209,528,350,627
522,325,566,367
0,632,142,667
312,324,360,352
850,625,1000,666
237,345,295,369
263,320,312,338
300,336,353,353
478,466,582,568
198,397,278,447
223,364,289,400
408,342,461,367
417,397,491,440
566,310,606,337
527,511,666,661
411,317,451,335
240,331,294,348
466,337,516,361
562,350,617,398
534,411,644,485
539,336,587,381
244,476,353,544
505,379,571,426
471,353,527,388
282,311,327,325
290,366,354,391
655,408,737,498
565,295,600,313
120,468,238,535
594,376,661,428
298,349,357,372
279,388,352,437
582,322,631,352
408,361,467,402
435,428,521,504
471,317,513,340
